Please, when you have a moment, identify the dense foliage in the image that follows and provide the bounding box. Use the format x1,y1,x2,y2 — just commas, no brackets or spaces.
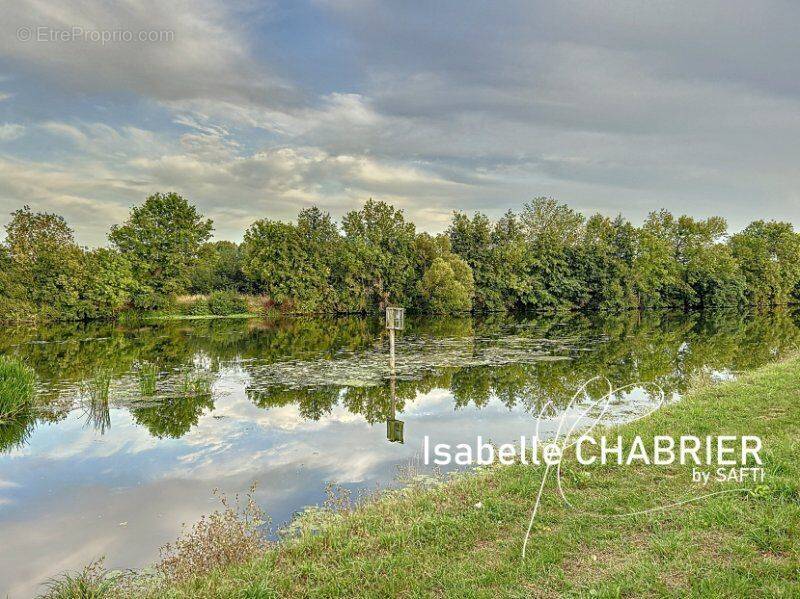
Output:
109,192,213,308
2,194,800,321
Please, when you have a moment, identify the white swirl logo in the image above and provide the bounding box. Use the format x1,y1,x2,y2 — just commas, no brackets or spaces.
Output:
16,27,32,42
520,376,757,561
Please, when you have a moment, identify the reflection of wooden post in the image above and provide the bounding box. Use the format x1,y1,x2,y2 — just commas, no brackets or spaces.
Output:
390,368,396,420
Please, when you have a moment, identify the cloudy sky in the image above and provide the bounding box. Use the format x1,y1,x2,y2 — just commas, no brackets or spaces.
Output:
1,0,799,245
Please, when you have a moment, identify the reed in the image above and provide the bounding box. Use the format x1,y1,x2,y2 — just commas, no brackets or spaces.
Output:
178,371,212,397
0,355,36,419
138,363,159,397
85,369,112,433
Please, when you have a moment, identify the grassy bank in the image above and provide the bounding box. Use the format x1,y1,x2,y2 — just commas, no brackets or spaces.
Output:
50,358,800,598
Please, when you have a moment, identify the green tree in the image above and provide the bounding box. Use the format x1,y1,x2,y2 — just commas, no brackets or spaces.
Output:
3,206,84,319
341,199,417,309
412,232,475,313
448,211,536,311
109,192,213,307
79,248,136,319
729,220,800,306
521,198,586,309
0,245,35,320
416,255,474,313
577,214,636,310
241,218,330,311
448,212,503,310
189,241,246,293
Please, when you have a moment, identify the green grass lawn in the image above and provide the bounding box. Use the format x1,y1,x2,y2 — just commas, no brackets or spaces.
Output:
49,357,798,599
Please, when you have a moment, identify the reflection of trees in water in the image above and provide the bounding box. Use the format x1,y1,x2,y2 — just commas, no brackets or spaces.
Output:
1,308,800,448
0,408,35,452
0,399,68,453
130,393,215,439
246,309,800,424
249,385,340,422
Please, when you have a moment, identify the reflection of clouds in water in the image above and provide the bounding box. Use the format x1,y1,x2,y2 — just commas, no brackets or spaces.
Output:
169,397,398,484
0,480,219,599
5,409,162,461
402,388,453,415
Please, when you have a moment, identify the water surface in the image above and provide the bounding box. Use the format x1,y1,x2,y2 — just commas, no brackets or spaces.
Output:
1,310,798,596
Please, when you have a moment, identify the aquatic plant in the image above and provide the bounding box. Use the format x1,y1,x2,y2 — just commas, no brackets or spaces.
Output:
178,371,212,397
88,369,112,403
84,369,112,433
137,363,158,397
245,333,574,392
0,413,36,453
0,355,36,419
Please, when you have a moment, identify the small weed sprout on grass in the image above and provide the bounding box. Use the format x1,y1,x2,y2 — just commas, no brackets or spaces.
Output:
37,558,117,599
157,483,269,586
0,355,36,419
137,363,158,397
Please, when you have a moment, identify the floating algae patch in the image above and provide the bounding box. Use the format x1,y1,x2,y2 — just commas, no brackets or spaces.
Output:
244,334,585,392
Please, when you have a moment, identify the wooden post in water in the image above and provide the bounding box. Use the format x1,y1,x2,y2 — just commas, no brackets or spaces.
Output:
389,327,396,371
385,306,405,443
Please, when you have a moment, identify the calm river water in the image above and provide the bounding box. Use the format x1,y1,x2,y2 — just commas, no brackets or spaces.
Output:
1,310,798,596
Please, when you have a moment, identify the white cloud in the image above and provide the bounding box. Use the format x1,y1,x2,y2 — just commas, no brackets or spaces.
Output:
0,123,25,141
0,0,295,108
0,119,471,244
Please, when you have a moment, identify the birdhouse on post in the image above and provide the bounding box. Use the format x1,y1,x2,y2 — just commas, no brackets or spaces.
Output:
385,306,405,331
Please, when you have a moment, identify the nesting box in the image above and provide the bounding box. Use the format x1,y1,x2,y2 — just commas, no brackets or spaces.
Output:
386,306,405,330
386,418,404,443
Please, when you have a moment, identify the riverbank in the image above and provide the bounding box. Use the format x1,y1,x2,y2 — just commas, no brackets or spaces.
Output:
124,355,798,598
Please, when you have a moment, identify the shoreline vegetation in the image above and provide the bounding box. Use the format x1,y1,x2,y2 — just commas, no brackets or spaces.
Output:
4,193,800,324
0,356,36,420
41,355,800,597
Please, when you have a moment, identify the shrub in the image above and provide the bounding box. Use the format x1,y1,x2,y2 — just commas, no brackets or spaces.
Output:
0,356,36,418
416,255,475,313
188,299,210,315
207,290,249,316
175,296,211,316
157,483,268,586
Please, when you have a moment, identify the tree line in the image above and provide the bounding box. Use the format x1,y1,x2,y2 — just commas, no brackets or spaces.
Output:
1,192,799,321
